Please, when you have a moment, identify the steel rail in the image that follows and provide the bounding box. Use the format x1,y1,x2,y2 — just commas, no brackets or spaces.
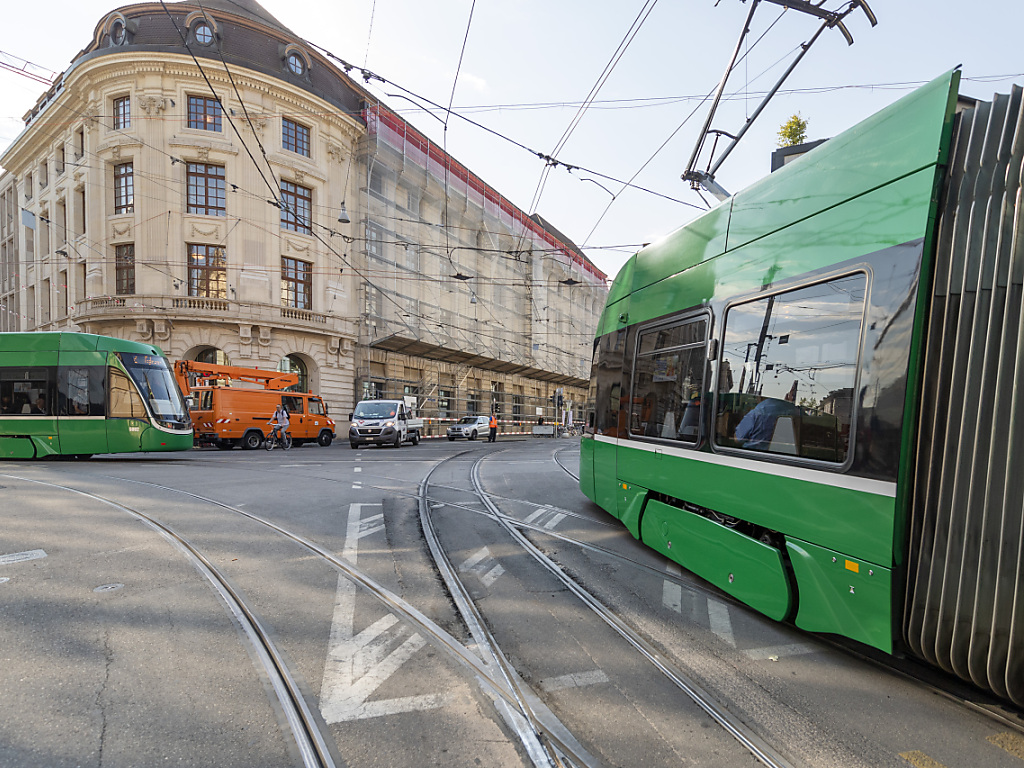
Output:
419,453,604,768
1,473,337,768
468,456,799,768
67,469,601,763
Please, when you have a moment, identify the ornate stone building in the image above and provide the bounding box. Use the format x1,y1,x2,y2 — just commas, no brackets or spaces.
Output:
0,0,607,427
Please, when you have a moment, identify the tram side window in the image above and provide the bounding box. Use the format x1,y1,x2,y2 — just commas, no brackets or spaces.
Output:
1,367,54,415
108,369,148,419
58,366,106,416
714,273,866,463
629,318,707,444
592,329,627,436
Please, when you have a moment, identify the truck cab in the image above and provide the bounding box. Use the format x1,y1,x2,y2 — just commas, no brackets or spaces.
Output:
348,398,423,449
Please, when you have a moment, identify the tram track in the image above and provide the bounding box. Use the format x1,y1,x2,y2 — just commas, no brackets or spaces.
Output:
456,451,798,768
0,473,338,768
14,464,604,768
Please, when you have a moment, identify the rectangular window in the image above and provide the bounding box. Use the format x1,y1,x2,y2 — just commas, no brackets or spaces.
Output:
115,243,135,295
188,95,222,131
24,173,32,200
114,163,134,214
630,318,707,443
0,366,53,416
438,389,452,418
280,180,311,234
282,117,310,157
714,273,867,463
281,256,311,309
366,221,384,259
39,162,47,189
57,146,65,175
113,96,131,130
188,243,227,298
187,163,226,216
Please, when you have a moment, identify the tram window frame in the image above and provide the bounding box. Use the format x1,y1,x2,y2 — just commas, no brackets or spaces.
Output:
0,366,56,416
712,270,869,468
58,366,106,416
627,313,709,446
108,368,148,419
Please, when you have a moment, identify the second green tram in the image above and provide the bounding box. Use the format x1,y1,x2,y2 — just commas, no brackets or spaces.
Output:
0,332,193,458
582,70,1024,705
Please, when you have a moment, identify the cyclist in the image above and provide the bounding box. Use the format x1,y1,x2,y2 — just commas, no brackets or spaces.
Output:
269,403,290,448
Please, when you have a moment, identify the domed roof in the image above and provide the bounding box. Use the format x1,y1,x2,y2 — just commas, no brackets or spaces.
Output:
176,0,295,37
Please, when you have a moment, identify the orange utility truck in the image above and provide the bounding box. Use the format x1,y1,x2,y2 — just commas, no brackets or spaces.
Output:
174,361,335,449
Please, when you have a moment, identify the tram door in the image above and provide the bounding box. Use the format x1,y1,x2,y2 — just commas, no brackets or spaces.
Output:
56,363,108,455
106,366,146,452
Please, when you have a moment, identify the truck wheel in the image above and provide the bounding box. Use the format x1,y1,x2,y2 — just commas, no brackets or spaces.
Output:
393,433,402,448
242,431,263,450
350,441,361,450
318,431,334,447
411,432,420,445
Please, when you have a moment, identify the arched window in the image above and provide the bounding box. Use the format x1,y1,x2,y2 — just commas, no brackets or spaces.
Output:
286,52,305,76
196,348,230,366
278,354,307,392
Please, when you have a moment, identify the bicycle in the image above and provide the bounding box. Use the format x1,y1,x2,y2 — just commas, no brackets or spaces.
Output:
265,425,292,451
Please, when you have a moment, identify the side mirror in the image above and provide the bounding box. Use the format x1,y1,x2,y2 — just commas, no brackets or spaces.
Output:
348,413,354,421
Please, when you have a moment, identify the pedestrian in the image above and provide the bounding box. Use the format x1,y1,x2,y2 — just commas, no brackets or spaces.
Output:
488,412,498,442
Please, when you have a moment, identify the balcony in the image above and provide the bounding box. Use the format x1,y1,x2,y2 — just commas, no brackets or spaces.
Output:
76,295,335,330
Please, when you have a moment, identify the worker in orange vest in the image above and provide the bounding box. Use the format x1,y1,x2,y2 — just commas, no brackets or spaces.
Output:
488,412,498,442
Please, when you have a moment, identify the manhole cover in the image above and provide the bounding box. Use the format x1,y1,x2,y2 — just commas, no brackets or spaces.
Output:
93,583,124,593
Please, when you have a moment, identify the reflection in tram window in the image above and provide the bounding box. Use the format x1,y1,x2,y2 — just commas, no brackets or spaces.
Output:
715,273,866,463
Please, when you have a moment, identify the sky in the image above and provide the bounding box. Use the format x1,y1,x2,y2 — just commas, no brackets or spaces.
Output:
2,0,1023,282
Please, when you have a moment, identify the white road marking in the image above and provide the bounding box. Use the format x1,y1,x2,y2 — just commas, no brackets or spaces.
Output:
320,503,448,723
480,564,505,587
540,670,610,692
745,643,816,660
354,467,362,473
0,549,46,566
524,508,546,525
707,599,736,647
663,581,682,613
0,577,10,584
543,513,567,530
460,547,505,588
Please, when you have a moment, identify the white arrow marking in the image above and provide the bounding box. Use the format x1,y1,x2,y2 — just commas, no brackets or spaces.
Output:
320,503,448,723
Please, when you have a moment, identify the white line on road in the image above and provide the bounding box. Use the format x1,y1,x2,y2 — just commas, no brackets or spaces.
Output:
745,643,816,660
707,599,736,647
540,670,610,692
0,549,46,566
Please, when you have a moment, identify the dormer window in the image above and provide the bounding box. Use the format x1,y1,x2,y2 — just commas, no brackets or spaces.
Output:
110,19,126,45
286,53,305,76
195,22,213,45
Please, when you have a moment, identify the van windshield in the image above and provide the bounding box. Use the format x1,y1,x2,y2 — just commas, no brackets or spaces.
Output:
353,402,397,419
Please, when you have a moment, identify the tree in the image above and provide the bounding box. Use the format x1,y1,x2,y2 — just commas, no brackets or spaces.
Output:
777,113,809,147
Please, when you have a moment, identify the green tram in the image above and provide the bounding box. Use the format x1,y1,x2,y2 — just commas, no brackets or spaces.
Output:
0,332,193,458
581,70,1024,704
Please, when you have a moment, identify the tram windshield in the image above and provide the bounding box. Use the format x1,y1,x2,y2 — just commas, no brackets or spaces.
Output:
115,352,191,430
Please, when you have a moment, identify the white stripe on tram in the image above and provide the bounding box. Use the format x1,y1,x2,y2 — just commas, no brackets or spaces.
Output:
592,434,897,498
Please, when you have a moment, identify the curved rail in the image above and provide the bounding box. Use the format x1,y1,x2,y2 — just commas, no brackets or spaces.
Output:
51,469,603,764
419,453,604,768
468,456,798,768
1,473,337,768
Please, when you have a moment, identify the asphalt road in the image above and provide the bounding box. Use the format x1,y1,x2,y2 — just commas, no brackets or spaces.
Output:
0,437,1021,768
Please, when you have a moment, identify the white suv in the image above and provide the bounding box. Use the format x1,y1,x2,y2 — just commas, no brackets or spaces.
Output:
447,415,491,441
